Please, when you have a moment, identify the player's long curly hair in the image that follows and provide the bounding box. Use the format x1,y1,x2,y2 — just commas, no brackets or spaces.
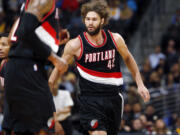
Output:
81,0,110,27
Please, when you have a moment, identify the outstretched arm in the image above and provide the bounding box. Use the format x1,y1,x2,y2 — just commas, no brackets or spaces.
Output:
49,37,81,90
112,33,150,102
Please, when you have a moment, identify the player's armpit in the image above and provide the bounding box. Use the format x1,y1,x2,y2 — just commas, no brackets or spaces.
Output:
62,37,81,63
110,33,129,60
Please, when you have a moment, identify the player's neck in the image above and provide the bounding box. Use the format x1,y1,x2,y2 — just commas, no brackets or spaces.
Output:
86,30,104,46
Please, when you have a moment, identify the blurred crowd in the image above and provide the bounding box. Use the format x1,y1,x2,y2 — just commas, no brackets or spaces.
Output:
0,0,151,41
0,0,180,135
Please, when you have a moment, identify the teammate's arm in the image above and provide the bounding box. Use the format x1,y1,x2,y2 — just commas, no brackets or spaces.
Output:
26,0,54,21
49,38,81,90
112,33,150,102
9,0,67,71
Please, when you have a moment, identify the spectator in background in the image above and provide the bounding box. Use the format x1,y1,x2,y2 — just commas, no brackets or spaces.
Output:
127,0,137,13
156,66,164,80
148,71,161,88
123,103,134,126
52,79,74,135
145,105,158,123
119,119,131,133
108,0,121,21
152,119,172,135
155,58,166,73
166,73,175,87
148,45,166,69
170,63,180,84
171,7,180,26
59,74,75,94
107,0,122,33
165,42,179,73
132,103,142,119
127,84,142,104
61,0,79,12
139,114,153,133
120,0,133,21
131,118,145,134
140,59,152,87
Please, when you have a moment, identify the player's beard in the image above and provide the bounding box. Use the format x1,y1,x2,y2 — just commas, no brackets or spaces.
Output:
86,23,102,36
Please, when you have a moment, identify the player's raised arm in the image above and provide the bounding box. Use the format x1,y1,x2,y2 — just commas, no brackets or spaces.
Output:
49,37,81,90
111,32,150,102
26,0,54,21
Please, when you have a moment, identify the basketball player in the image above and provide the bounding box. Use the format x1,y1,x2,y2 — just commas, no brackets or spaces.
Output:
0,33,13,135
0,33,10,60
4,0,67,135
49,0,150,135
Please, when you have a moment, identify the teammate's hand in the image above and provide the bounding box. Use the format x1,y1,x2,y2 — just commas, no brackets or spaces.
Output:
53,57,68,73
59,29,70,45
48,52,68,73
137,86,150,103
48,68,59,92
55,122,65,135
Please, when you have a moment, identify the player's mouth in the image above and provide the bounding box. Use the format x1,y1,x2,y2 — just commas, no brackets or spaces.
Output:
88,26,94,30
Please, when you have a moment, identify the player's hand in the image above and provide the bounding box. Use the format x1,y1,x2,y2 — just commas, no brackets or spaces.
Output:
48,52,68,73
55,122,65,135
53,57,68,73
137,86,150,103
48,68,57,92
59,29,70,45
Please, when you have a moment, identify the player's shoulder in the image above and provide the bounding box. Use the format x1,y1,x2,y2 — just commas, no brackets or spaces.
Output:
110,32,125,44
68,37,80,44
67,37,80,47
65,37,81,51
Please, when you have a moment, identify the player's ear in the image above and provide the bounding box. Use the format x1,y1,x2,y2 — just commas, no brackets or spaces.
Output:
101,18,104,26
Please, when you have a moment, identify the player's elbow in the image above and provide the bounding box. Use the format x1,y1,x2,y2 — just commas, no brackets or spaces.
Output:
124,54,131,64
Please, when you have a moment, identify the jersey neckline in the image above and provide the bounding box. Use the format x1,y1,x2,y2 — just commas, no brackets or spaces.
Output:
83,30,107,48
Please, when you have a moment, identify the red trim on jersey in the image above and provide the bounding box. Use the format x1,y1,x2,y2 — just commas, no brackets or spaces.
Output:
83,30,107,48
0,59,7,73
25,0,30,11
76,62,122,78
42,21,60,45
108,30,118,49
77,35,83,60
41,0,56,22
